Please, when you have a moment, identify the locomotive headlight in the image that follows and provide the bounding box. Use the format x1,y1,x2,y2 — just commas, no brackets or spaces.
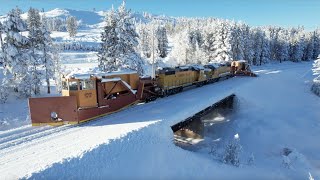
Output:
50,112,58,121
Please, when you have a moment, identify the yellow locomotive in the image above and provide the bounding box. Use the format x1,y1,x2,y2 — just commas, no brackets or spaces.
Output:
156,62,233,95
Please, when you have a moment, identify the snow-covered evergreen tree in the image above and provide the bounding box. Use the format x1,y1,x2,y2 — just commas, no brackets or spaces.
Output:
156,26,169,58
252,28,263,65
116,1,143,72
311,55,320,96
27,7,42,95
231,23,245,61
66,16,78,37
137,20,165,67
267,26,279,61
98,6,119,72
0,21,4,65
260,31,271,65
137,22,152,58
98,2,144,74
223,134,242,167
277,29,290,63
202,27,216,63
313,55,320,76
52,44,63,93
170,29,191,65
0,19,8,102
289,27,305,62
187,29,205,64
211,20,233,62
242,25,254,64
40,14,55,94
303,32,315,61
1,7,33,97
46,17,65,32
313,29,320,59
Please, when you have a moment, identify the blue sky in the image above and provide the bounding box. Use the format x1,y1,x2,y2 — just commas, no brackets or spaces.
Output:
1,0,319,30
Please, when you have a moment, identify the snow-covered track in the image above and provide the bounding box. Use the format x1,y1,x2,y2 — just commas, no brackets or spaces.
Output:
0,124,73,153
0,126,52,144
0,125,33,137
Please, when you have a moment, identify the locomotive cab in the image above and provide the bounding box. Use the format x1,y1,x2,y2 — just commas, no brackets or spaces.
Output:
61,76,98,109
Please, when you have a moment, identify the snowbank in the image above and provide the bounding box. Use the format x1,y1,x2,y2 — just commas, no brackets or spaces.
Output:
1,62,319,179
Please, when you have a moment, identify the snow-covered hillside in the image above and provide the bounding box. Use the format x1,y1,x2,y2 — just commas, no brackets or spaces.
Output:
0,62,319,179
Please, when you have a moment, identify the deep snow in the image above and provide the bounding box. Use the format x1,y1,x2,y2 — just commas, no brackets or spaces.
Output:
0,61,319,179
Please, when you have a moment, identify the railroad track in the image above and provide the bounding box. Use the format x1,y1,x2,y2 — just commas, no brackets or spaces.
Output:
0,124,74,154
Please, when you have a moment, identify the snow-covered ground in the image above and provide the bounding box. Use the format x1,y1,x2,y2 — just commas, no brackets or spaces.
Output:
0,61,319,179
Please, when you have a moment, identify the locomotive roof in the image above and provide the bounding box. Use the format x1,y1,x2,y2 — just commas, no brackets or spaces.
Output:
205,63,220,68
189,64,204,70
101,77,122,83
65,69,137,80
176,66,190,70
236,60,247,63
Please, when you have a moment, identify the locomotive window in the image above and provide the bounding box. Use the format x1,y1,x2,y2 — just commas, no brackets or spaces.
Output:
62,81,68,90
80,80,95,90
69,81,78,91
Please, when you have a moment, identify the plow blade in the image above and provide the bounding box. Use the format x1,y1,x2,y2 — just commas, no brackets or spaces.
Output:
234,71,257,77
29,96,79,126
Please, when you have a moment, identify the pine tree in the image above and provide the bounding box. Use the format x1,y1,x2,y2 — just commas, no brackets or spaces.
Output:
231,23,245,61
277,28,290,63
156,26,169,58
267,26,278,61
187,29,205,64
66,16,78,37
260,31,271,65
0,20,8,102
98,6,119,71
289,27,305,62
312,55,320,76
98,2,144,74
1,7,33,97
212,20,233,62
223,135,242,167
242,25,254,64
303,32,315,61
137,22,152,58
0,21,4,65
0,20,7,102
40,14,55,94
311,55,320,96
202,27,216,63
252,28,263,65
52,44,63,93
116,2,141,69
313,29,320,59
148,22,161,68
27,7,42,95
170,29,191,65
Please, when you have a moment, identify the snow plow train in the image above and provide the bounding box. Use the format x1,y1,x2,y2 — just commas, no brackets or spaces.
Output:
29,60,256,126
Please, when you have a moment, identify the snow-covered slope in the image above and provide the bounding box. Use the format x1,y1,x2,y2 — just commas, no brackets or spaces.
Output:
0,62,319,179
